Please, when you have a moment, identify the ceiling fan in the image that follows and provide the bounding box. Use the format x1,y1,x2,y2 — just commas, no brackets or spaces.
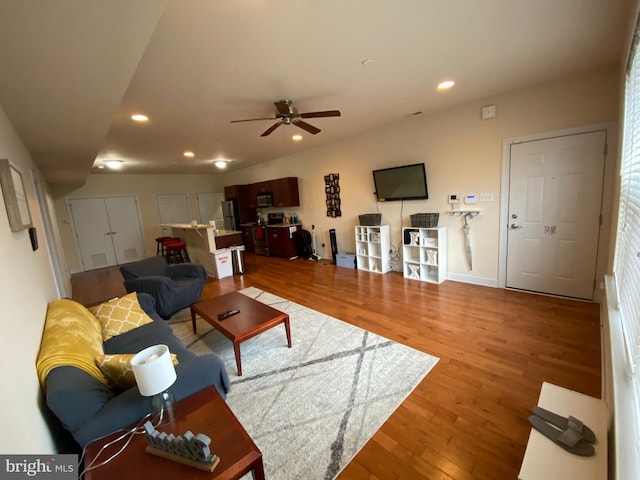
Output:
230,99,341,137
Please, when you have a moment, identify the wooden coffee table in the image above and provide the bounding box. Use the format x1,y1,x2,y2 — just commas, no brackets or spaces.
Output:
84,387,264,480
190,291,292,376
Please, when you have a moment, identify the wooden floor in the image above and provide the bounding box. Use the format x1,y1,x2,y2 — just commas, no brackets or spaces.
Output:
71,253,601,480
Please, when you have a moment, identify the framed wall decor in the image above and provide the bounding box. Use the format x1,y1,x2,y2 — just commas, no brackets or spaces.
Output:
0,159,33,232
324,173,342,218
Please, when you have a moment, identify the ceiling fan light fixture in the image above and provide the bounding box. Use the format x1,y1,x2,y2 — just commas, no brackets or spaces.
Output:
292,134,303,141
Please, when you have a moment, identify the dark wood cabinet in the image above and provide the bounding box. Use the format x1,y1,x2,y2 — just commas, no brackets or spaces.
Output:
226,185,256,224
214,232,242,249
266,225,300,258
271,177,300,207
240,225,255,252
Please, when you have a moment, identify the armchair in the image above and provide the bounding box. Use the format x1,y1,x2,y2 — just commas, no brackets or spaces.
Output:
119,256,207,319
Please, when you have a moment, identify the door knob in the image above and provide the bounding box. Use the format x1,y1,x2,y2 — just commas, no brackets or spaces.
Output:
510,223,522,229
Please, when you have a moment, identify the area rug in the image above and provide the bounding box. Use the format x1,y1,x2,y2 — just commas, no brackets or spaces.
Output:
169,287,439,480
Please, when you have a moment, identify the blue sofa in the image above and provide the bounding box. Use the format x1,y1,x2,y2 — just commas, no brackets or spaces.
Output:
40,293,230,448
120,255,208,319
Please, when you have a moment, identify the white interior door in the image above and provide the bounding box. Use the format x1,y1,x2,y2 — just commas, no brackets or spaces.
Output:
105,196,146,265
506,131,606,299
68,196,146,271
197,192,224,225
68,197,118,270
157,193,190,235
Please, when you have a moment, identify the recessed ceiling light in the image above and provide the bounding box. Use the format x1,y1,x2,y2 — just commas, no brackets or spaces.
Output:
214,160,228,169
131,114,149,122
437,80,455,90
361,59,373,66
104,160,124,169
292,134,302,141
183,151,195,158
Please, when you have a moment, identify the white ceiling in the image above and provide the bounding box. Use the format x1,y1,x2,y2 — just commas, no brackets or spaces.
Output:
0,0,632,189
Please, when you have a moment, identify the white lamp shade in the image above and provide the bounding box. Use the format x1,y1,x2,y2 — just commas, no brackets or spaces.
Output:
131,344,177,396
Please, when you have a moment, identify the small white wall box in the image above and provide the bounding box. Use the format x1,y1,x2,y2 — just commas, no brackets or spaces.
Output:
464,194,478,204
448,194,462,204
336,252,356,269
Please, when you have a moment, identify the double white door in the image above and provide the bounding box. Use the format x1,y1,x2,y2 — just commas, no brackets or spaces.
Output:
506,131,606,300
68,196,146,271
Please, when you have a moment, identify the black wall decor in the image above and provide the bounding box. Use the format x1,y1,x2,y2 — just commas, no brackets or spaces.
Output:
324,173,341,217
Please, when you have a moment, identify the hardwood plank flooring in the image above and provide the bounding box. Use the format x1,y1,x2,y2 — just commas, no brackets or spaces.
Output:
71,253,601,479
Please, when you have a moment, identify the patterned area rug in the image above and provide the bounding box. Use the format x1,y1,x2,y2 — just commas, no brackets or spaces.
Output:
169,287,439,480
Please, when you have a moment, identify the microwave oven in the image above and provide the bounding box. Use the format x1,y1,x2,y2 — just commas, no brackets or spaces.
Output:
256,192,273,208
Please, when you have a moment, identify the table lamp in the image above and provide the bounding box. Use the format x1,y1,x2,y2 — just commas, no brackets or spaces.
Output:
131,344,177,425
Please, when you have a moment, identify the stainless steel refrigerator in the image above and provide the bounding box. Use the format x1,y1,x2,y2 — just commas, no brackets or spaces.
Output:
220,200,239,230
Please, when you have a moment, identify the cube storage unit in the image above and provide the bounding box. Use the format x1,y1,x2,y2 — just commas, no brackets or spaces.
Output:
355,225,390,274
402,226,446,283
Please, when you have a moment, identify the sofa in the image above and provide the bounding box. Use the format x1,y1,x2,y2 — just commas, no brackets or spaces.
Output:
120,255,208,319
36,291,230,449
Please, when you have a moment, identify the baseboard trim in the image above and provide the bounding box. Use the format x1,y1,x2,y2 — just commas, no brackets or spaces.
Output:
446,272,498,288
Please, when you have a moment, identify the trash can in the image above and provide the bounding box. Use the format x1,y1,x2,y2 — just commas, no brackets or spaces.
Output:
230,245,245,274
212,248,233,279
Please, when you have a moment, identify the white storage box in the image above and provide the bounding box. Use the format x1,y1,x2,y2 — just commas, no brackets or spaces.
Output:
212,248,233,278
336,253,356,269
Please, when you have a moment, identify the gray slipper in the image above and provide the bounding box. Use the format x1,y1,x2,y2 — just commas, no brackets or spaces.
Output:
533,406,596,444
528,415,595,456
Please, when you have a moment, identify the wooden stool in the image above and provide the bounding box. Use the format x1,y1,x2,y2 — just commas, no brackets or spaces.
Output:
155,236,172,256
165,241,190,264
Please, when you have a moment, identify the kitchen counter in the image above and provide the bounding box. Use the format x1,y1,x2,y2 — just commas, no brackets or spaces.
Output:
162,224,242,277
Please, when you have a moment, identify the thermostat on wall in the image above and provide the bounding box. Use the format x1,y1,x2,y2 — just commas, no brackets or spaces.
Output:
464,194,478,204
448,194,462,204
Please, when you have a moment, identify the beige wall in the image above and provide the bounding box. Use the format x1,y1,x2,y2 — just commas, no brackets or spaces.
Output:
220,64,621,284
0,105,60,452
54,174,223,272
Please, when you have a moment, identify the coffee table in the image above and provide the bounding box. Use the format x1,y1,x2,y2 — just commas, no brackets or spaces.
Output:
190,291,292,376
84,387,264,480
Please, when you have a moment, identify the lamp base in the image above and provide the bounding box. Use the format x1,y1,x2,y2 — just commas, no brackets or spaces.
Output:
150,389,176,425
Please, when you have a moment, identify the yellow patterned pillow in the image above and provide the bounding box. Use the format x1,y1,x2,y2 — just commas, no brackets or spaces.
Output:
89,292,154,341
96,353,179,390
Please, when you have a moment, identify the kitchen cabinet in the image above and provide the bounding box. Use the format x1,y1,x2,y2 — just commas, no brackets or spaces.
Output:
225,185,256,224
267,225,300,258
240,224,255,252
271,177,300,207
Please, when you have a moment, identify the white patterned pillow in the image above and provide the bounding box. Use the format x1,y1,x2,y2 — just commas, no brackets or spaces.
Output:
96,353,179,390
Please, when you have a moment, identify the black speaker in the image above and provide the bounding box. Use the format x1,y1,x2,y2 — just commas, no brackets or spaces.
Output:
329,229,338,264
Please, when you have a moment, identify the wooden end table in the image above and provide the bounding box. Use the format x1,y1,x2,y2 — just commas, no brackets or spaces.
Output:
190,291,292,376
84,387,264,480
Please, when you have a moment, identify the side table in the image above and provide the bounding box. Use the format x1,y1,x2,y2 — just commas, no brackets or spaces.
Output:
84,387,264,480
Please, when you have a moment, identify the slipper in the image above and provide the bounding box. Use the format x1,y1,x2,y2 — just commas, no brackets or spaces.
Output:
533,406,596,444
528,415,595,457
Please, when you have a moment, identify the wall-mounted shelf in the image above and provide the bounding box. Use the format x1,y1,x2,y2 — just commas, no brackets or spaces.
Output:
448,210,481,217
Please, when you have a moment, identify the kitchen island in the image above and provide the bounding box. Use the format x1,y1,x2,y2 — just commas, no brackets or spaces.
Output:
162,224,242,277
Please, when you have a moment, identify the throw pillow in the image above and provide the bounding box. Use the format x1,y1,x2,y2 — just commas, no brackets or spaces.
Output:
89,292,154,341
96,353,179,390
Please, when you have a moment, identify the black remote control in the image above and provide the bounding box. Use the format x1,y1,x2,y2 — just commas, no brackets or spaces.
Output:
217,309,240,320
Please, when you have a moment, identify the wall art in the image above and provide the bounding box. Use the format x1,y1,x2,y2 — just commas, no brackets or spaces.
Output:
0,159,32,231
324,173,341,217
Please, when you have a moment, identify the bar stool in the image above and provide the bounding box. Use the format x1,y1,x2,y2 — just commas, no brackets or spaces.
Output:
155,236,172,256
165,241,190,264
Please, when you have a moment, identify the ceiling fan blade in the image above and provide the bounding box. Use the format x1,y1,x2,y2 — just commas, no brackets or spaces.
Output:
274,100,293,116
261,122,282,137
230,117,275,123
293,120,321,135
299,110,341,119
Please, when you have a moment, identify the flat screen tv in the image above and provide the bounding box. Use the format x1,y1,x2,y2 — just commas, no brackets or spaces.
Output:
372,163,428,201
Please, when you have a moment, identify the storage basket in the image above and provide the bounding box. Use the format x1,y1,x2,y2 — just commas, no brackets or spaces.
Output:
410,213,439,228
359,213,382,226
